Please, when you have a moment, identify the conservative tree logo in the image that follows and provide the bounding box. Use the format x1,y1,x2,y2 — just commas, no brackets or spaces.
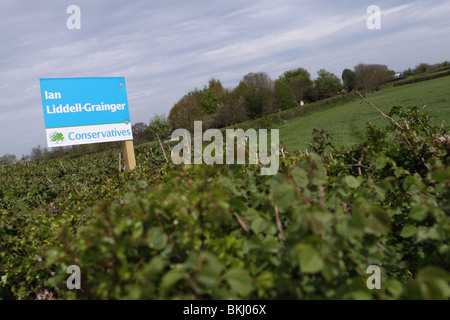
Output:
50,131,65,143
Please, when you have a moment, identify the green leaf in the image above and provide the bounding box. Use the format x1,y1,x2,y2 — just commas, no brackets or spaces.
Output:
262,237,282,253
250,216,267,234
366,207,391,236
416,267,449,281
226,268,253,297
148,227,168,250
138,180,148,189
416,226,442,242
400,225,417,238
294,244,324,274
312,171,327,186
375,156,388,170
431,168,450,183
344,176,361,189
386,279,404,299
291,167,308,188
410,206,428,222
272,183,298,209
394,167,404,178
198,253,223,287
147,256,167,277
160,267,184,294
414,267,450,299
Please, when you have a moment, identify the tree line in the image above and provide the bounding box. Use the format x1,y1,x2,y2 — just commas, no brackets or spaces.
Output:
131,60,449,145
2,60,448,164
165,63,397,134
130,63,390,145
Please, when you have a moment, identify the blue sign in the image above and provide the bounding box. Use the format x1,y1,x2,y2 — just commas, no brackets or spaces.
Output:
40,77,131,129
39,77,133,147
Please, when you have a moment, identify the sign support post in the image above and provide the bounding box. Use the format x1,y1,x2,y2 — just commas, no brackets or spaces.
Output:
122,140,136,171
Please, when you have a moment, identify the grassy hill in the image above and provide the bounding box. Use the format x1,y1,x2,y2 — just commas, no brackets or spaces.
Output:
276,76,450,152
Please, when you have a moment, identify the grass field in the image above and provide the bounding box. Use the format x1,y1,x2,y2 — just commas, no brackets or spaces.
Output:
276,76,450,152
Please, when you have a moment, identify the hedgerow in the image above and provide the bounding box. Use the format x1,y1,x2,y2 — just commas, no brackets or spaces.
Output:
1,105,449,300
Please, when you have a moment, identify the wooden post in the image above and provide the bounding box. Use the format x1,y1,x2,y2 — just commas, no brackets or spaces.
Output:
121,140,136,171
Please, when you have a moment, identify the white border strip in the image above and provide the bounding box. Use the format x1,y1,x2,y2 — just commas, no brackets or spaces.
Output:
46,123,133,147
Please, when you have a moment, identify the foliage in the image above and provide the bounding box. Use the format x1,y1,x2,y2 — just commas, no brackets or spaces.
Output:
201,89,219,115
274,79,297,111
414,63,432,75
236,72,275,119
155,59,449,139
146,114,173,141
1,103,449,300
0,146,173,299
0,154,17,166
278,68,313,105
342,69,358,92
30,145,45,162
200,79,225,116
393,71,450,87
206,78,225,102
314,69,343,100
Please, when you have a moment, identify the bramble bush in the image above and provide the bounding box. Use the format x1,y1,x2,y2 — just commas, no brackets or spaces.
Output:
0,147,172,299
1,105,449,300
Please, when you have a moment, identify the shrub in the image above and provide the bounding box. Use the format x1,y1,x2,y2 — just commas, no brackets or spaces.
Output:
1,105,449,300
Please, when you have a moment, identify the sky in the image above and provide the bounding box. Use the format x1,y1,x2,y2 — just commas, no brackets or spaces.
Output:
1,0,450,158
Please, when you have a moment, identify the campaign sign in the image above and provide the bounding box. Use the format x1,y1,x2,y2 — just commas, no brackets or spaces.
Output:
39,77,133,147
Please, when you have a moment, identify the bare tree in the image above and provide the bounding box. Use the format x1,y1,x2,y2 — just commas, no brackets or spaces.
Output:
132,122,149,144
0,153,17,165
30,145,45,162
354,63,390,96
168,98,204,133
215,92,248,127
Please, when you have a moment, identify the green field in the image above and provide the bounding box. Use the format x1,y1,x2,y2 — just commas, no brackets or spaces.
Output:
277,76,450,152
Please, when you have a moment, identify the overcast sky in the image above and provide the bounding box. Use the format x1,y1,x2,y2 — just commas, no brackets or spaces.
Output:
1,0,450,158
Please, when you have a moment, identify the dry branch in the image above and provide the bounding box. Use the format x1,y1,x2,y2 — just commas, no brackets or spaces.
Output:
356,90,403,130
156,133,169,163
232,212,250,236
274,206,284,246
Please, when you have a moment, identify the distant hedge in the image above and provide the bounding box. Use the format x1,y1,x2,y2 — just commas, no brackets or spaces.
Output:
224,92,358,131
394,70,450,87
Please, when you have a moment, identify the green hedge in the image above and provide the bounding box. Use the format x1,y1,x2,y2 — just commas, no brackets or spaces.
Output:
1,105,449,300
394,70,450,87
224,93,358,131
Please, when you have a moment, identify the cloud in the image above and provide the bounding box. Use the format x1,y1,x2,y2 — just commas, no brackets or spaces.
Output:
1,0,450,157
